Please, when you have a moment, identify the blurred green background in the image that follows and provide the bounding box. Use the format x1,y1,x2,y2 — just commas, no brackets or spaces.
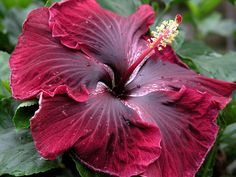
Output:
0,0,236,177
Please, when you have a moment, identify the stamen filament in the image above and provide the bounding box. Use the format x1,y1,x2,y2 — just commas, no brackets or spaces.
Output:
124,14,182,84
126,30,170,77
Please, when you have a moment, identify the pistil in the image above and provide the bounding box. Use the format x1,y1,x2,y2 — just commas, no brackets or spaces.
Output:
124,14,182,84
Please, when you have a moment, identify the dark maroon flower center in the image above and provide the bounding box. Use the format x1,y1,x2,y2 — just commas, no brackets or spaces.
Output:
111,15,183,97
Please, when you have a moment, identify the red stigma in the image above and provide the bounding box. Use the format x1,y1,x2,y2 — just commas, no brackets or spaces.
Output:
175,14,182,24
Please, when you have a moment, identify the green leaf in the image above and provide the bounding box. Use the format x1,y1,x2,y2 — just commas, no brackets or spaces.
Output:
0,51,11,99
0,98,61,176
45,0,141,19
221,100,236,126
73,159,110,177
0,129,61,176
44,0,61,6
3,8,28,45
13,100,38,129
220,123,236,155
3,4,42,46
0,32,13,53
187,0,222,19
189,52,236,82
0,80,11,100
96,0,141,16
177,42,236,82
0,51,10,81
161,0,174,6
172,28,185,51
0,98,19,131
197,12,236,37
45,0,143,16
141,0,151,4
177,41,214,59
199,0,221,17
228,0,236,5
221,94,236,126
1,0,32,9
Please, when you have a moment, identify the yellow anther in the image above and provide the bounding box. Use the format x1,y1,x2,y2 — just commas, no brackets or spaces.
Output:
148,14,182,51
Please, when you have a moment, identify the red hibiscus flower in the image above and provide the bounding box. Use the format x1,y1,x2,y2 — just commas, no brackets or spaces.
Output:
9,0,236,176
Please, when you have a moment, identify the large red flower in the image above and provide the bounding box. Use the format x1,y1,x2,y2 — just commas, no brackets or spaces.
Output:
9,0,236,176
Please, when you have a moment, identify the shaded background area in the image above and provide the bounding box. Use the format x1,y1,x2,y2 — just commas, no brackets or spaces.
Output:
152,0,236,52
0,0,236,177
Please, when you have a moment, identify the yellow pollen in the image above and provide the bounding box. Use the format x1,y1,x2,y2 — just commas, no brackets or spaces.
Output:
148,15,182,50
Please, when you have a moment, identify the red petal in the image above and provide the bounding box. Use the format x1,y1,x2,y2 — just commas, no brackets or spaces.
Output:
49,0,155,80
127,60,236,108
31,87,161,177
153,45,189,68
126,86,227,177
10,8,110,102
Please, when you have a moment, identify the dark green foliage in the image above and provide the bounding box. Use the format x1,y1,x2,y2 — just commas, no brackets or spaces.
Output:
13,100,39,129
0,98,61,176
